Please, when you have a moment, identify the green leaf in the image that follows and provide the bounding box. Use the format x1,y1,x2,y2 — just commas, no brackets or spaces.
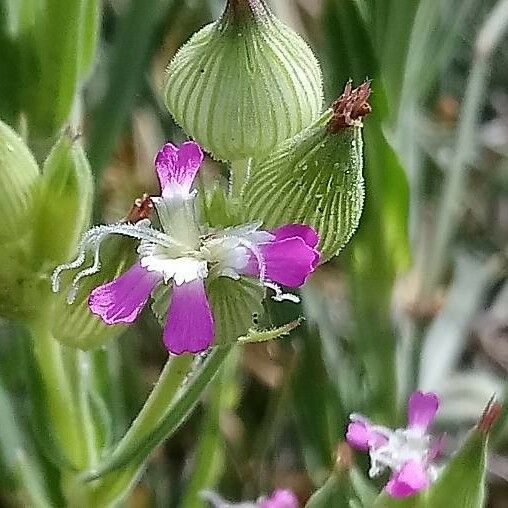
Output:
237,318,302,344
243,113,365,261
77,0,100,79
305,471,352,508
29,0,86,135
425,430,487,508
84,346,231,482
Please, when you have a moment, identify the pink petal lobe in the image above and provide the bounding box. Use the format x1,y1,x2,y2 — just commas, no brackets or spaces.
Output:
407,391,439,432
245,237,319,288
89,263,161,324
346,420,387,451
271,224,319,248
164,279,214,354
385,460,430,498
155,141,204,194
259,489,299,508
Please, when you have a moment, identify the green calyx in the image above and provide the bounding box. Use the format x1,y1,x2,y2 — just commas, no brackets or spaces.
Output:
242,81,372,262
163,0,323,162
0,120,39,320
32,130,94,270
0,120,39,240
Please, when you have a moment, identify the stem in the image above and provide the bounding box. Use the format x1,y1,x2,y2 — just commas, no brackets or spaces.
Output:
87,348,231,505
422,0,508,299
229,158,252,198
77,351,100,467
113,354,193,450
30,323,88,469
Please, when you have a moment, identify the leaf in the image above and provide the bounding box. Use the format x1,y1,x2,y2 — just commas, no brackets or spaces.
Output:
425,429,487,508
84,346,231,481
237,318,302,344
243,114,365,261
30,0,88,135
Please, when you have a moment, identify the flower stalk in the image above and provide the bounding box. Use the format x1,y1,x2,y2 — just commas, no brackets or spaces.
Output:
30,320,90,470
85,346,232,504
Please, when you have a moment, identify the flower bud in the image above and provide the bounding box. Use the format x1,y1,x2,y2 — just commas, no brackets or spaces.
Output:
50,237,134,350
163,0,323,161
242,81,371,261
32,130,94,268
0,120,40,320
0,119,39,240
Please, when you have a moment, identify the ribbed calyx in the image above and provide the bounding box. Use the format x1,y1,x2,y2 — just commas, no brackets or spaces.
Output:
242,82,371,261
163,0,323,161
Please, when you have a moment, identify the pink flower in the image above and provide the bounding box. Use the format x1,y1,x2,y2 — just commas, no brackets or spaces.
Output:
52,142,320,355
346,391,442,498
201,488,299,507
259,489,299,508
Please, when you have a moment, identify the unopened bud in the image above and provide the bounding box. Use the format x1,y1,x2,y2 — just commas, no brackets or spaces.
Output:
32,130,94,268
243,81,371,261
163,0,323,161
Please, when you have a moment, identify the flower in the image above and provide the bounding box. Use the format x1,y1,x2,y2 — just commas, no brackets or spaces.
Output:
201,488,299,507
52,141,319,355
346,391,442,498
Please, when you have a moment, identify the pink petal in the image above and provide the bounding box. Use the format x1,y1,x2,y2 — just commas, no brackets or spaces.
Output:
259,489,299,508
271,224,320,269
245,237,319,288
271,224,319,248
385,460,430,498
164,279,214,354
89,262,162,324
407,391,439,432
155,141,204,194
346,420,387,451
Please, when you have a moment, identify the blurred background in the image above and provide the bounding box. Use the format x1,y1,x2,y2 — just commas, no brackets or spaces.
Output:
0,0,507,506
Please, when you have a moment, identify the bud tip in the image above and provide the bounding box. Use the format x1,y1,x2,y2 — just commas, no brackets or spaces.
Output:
125,193,154,223
477,395,502,434
328,80,372,133
335,441,354,471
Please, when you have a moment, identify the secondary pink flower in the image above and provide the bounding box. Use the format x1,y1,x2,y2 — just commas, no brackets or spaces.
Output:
201,488,299,507
52,141,319,355
259,489,299,508
346,391,441,498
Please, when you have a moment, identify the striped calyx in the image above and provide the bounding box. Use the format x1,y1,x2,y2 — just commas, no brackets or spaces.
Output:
163,0,323,162
0,120,39,240
242,82,371,262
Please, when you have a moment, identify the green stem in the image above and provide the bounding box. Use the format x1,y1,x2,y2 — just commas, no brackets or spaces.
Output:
77,351,100,467
422,0,508,299
87,348,231,506
229,158,252,198
30,323,88,469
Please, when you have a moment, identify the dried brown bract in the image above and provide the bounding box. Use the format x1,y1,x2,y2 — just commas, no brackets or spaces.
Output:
125,193,154,223
328,80,372,132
